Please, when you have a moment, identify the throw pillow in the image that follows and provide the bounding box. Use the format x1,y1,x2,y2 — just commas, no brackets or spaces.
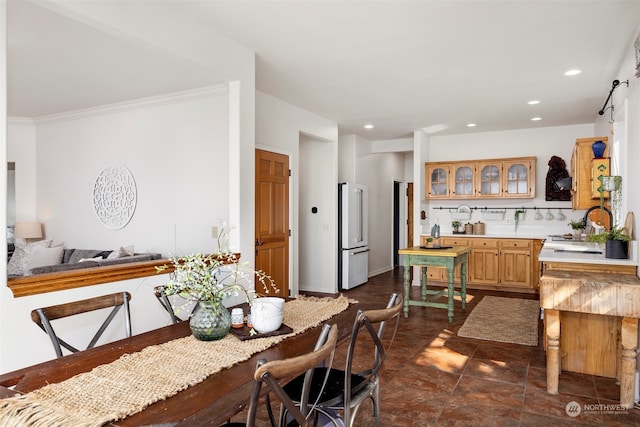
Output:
25,246,64,270
106,245,135,259
78,257,104,262
7,239,53,275
68,249,103,264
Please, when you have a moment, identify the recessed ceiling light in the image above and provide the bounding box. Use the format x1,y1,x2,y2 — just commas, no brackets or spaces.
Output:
527,100,540,105
466,123,477,127
531,117,542,121
364,124,374,129
564,69,581,76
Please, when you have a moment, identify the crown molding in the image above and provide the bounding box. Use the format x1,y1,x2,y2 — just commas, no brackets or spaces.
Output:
7,117,35,124
32,84,228,124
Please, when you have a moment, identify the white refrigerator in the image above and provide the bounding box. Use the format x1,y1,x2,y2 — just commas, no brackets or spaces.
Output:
338,182,369,290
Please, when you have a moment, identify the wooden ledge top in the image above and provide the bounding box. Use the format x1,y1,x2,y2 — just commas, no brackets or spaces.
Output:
539,270,640,317
398,246,470,257
8,259,169,298
7,252,242,298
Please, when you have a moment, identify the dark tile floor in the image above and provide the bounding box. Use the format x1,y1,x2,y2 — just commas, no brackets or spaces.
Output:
235,268,640,426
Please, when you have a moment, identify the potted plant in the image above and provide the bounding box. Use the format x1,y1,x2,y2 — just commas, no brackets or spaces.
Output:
156,251,279,340
451,220,462,233
568,219,585,238
585,226,631,259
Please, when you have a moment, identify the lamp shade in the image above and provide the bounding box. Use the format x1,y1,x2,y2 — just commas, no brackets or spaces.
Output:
14,222,43,239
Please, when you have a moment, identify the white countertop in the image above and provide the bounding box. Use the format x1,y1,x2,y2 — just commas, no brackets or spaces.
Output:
421,223,579,240
538,239,639,267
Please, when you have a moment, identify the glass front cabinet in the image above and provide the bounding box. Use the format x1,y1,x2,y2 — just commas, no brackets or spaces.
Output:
452,164,475,198
426,164,451,198
425,157,535,200
476,162,502,197
503,159,535,198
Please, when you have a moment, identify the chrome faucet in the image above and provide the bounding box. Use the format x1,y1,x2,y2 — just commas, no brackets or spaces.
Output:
581,205,613,231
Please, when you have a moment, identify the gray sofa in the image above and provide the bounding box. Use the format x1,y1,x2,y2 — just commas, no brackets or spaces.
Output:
22,248,163,276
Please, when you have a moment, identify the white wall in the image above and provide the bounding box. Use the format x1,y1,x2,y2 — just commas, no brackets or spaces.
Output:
594,28,639,245
424,124,594,236
1,0,258,372
1,89,231,372
357,151,406,275
338,135,357,184
299,135,335,293
0,85,339,373
255,91,338,295
6,118,37,223
338,134,407,277
33,88,230,255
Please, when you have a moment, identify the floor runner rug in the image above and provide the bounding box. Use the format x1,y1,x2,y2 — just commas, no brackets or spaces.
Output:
457,296,540,346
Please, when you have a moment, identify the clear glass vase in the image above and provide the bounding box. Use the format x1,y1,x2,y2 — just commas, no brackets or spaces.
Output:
189,300,231,341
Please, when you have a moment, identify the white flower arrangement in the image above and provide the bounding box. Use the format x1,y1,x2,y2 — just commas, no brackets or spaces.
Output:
156,251,279,306
156,221,279,310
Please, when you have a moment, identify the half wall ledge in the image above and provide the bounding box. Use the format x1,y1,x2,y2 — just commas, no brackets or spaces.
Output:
7,259,172,298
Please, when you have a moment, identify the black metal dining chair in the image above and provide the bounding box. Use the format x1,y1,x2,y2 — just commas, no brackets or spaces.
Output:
154,285,182,324
280,293,402,427
224,323,339,427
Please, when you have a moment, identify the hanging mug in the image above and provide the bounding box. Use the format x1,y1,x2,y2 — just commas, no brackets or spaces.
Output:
545,209,554,220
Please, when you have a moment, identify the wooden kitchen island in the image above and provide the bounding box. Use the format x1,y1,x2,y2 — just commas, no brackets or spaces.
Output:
398,245,469,323
540,270,640,408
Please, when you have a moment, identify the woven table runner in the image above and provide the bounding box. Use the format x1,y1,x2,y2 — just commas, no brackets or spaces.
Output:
0,295,354,427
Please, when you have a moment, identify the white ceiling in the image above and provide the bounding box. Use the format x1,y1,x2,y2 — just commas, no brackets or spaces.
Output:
7,0,640,140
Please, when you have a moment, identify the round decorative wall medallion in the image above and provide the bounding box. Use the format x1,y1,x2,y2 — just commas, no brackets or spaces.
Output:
92,163,137,230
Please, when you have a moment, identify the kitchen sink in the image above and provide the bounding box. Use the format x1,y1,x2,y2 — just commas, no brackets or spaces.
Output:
554,248,603,254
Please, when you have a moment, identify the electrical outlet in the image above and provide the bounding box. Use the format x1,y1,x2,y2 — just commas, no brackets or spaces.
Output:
506,218,511,225
212,226,218,238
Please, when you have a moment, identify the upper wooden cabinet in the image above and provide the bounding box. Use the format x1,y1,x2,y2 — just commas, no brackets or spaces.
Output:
426,164,451,198
425,156,536,200
476,161,502,197
503,158,536,198
452,163,475,198
571,137,609,210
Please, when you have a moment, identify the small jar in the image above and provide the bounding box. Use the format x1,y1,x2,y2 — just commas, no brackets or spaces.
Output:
247,310,253,329
231,308,244,329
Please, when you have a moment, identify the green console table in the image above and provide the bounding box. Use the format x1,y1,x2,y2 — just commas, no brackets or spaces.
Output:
398,246,470,322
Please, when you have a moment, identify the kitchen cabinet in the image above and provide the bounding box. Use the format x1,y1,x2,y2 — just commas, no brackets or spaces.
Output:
571,136,609,210
419,236,541,292
503,158,536,198
424,156,536,200
591,157,610,199
426,164,451,198
476,161,502,197
469,238,499,284
499,239,532,287
452,163,475,198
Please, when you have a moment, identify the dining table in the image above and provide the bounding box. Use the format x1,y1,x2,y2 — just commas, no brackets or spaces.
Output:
0,298,364,426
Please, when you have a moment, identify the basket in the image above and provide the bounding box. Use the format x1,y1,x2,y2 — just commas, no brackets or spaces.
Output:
481,210,505,221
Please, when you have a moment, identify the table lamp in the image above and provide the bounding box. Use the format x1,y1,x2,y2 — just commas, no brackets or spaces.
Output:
14,222,43,242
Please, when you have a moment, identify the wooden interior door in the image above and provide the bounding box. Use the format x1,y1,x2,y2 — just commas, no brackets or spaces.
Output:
255,149,289,298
